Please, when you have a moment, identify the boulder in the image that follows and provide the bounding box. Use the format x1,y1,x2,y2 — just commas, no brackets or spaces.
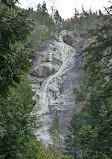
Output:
62,34,73,46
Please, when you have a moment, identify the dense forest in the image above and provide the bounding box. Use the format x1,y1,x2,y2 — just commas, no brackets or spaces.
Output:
0,0,112,159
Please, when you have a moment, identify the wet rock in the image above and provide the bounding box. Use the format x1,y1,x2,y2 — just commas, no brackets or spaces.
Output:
30,30,84,146
78,39,85,49
62,34,73,46
73,32,79,38
32,65,55,78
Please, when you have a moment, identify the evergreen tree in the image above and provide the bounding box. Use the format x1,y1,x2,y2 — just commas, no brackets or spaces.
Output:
65,8,112,159
74,8,80,31
42,1,47,13
50,114,62,155
64,111,82,158
78,15,112,158
0,2,32,96
0,75,35,159
1,0,19,7
54,9,62,25
37,3,42,12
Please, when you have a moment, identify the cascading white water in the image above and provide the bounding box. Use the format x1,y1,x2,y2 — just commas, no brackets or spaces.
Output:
33,37,74,116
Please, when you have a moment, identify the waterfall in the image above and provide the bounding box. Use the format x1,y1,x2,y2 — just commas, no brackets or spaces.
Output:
33,37,74,116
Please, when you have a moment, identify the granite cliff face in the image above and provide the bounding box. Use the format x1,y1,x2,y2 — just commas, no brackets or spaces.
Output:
29,31,84,145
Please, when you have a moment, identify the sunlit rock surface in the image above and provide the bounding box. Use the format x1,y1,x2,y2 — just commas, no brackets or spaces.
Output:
29,31,84,145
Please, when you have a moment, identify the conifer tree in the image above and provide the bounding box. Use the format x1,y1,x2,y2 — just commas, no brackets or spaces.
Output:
54,9,62,24
50,114,62,155
37,3,42,12
64,111,82,158
0,1,32,96
65,7,112,159
42,1,47,13
1,0,19,7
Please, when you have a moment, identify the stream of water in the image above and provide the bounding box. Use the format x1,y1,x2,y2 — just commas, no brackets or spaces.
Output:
33,38,74,116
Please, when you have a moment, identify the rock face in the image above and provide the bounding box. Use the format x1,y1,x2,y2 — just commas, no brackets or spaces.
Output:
63,34,73,46
29,31,84,145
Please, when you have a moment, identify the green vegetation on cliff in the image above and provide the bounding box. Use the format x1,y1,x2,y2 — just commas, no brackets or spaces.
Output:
27,8,55,49
0,1,69,159
0,2,32,96
65,12,112,159
0,0,111,158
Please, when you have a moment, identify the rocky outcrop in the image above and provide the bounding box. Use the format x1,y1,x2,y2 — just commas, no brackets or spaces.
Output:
29,31,84,145
61,30,82,47
63,34,73,46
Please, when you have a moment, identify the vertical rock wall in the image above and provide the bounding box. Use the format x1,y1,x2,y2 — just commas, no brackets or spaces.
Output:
29,31,84,145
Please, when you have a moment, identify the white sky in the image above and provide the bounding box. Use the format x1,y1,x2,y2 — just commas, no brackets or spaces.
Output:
18,0,110,19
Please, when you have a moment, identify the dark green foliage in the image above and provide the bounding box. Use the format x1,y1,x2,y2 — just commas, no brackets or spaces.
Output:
0,3,33,96
37,1,48,13
62,8,104,34
0,2,65,158
27,9,55,49
28,3,55,31
1,0,19,7
0,75,35,159
37,3,41,12
65,15,112,159
54,10,62,24
41,1,47,12
64,111,82,158
50,115,62,155
1,1,111,158
0,2,37,159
